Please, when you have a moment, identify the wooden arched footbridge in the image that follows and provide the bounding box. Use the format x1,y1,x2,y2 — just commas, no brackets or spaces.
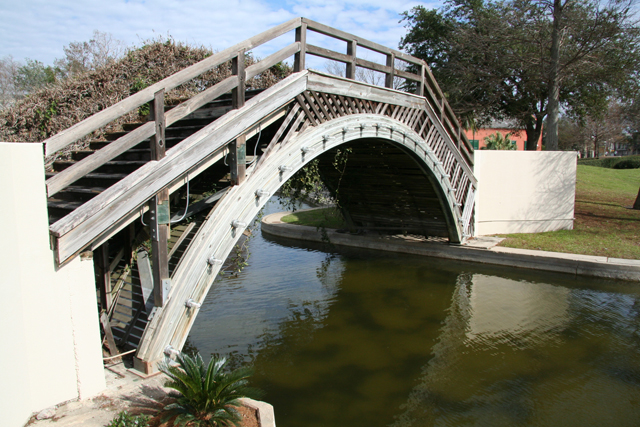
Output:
42,18,476,373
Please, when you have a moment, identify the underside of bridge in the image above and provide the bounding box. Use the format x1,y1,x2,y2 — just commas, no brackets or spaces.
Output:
317,139,452,239
38,18,477,373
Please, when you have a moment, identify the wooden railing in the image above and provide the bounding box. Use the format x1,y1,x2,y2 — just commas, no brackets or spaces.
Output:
44,17,472,198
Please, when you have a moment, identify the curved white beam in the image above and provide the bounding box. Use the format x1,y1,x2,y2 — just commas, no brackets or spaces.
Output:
135,114,471,369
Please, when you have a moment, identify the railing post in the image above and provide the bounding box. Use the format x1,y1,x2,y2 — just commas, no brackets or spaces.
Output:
385,53,395,89
346,40,357,80
149,89,170,307
417,63,425,97
294,22,307,72
230,50,247,186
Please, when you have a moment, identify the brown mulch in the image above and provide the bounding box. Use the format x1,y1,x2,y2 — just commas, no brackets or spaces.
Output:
143,400,260,427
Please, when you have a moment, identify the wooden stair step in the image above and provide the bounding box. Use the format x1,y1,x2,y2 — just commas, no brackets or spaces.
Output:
52,185,107,203
52,159,148,174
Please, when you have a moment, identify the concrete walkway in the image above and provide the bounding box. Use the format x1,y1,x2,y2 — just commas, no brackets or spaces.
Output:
262,211,640,282
27,361,170,427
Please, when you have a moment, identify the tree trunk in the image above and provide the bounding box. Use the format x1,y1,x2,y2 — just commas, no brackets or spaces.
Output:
546,0,564,151
525,114,544,151
633,186,640,210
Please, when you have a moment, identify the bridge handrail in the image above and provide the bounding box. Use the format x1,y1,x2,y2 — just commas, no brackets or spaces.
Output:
44,16,472,198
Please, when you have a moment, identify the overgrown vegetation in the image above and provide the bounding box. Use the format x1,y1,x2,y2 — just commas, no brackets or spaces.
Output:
0,32,290,167
158,353,262,427
498,165,640,259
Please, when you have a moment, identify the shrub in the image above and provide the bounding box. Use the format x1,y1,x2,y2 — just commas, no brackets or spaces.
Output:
612,159,640,169
578,155,640,168
106,411,150,427
159,353,262,427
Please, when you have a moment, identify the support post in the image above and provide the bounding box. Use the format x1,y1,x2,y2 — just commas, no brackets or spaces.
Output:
346,40,357,80
149,89,170,307
294,22,307,72
230,51,246,186
417,64,425,97
385,53,395,89
95,242,111,312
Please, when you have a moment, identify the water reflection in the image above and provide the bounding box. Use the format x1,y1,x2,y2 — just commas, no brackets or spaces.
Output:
394,274,640,427
187,197,640,427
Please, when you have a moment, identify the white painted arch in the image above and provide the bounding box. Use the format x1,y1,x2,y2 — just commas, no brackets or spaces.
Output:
136,113,474,368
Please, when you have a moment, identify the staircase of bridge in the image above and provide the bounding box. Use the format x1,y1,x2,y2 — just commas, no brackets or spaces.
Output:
41,17,477,373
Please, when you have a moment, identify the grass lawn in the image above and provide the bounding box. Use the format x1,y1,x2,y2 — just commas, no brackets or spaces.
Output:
498,165,640,260
281,207,347,229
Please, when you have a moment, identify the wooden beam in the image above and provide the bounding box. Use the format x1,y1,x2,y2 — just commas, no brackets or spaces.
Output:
294,22,307,72
246,42,301,80
231,51,247,186
306,44,351,64
149,90,170,308
95,242,112,312
100,312,119,359
302,18,423,66
346,40,357,80
385,53,395,89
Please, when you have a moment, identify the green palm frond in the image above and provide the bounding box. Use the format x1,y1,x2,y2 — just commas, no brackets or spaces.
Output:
159,352,263,426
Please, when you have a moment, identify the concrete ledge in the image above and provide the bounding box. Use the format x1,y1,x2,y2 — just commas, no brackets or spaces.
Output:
263,212,640,282
240,398,276,427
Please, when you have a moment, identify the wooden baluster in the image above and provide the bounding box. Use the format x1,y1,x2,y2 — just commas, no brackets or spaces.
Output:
385,53,395,89
294,22,307,72
149,89,170,307
346,40,357,80
230,50,247,186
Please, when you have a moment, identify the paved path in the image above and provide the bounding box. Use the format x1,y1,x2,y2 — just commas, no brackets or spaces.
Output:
262,211,640,282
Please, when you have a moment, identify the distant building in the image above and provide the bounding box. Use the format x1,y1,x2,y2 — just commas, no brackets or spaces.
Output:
464,119,542,151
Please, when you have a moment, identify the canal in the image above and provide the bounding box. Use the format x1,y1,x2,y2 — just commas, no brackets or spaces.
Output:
186,198,640,427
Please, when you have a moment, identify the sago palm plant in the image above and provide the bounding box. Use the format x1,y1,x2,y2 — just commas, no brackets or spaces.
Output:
483,131,517,150
158,352,262,427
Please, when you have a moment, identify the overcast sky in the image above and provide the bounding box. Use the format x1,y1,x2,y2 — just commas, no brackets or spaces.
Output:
0,0,442,67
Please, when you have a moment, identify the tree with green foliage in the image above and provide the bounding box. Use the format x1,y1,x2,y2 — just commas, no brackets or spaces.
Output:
159,353,262,427
482,131,517,150
400,0,640,151
14,59,60,96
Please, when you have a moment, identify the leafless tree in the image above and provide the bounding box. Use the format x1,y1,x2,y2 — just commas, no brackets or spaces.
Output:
0,56,20,109
55,30,126,78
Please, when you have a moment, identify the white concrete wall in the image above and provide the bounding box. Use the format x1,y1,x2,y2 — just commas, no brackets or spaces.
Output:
474,151,577,235
0,142,105,427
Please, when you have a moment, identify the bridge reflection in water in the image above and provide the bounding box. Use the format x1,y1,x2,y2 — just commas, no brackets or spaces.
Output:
187,198,640,427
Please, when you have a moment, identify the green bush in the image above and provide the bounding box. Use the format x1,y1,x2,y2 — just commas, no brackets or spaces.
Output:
578,155,640,168
159,353,262,427
106,411,150,427
613,158,640,169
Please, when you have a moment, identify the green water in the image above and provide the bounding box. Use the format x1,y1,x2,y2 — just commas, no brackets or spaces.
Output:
187,199,640,427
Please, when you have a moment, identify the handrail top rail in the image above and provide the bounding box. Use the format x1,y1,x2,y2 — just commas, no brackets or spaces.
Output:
43,17,303,156
43,17,434,157
301,18,424,66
